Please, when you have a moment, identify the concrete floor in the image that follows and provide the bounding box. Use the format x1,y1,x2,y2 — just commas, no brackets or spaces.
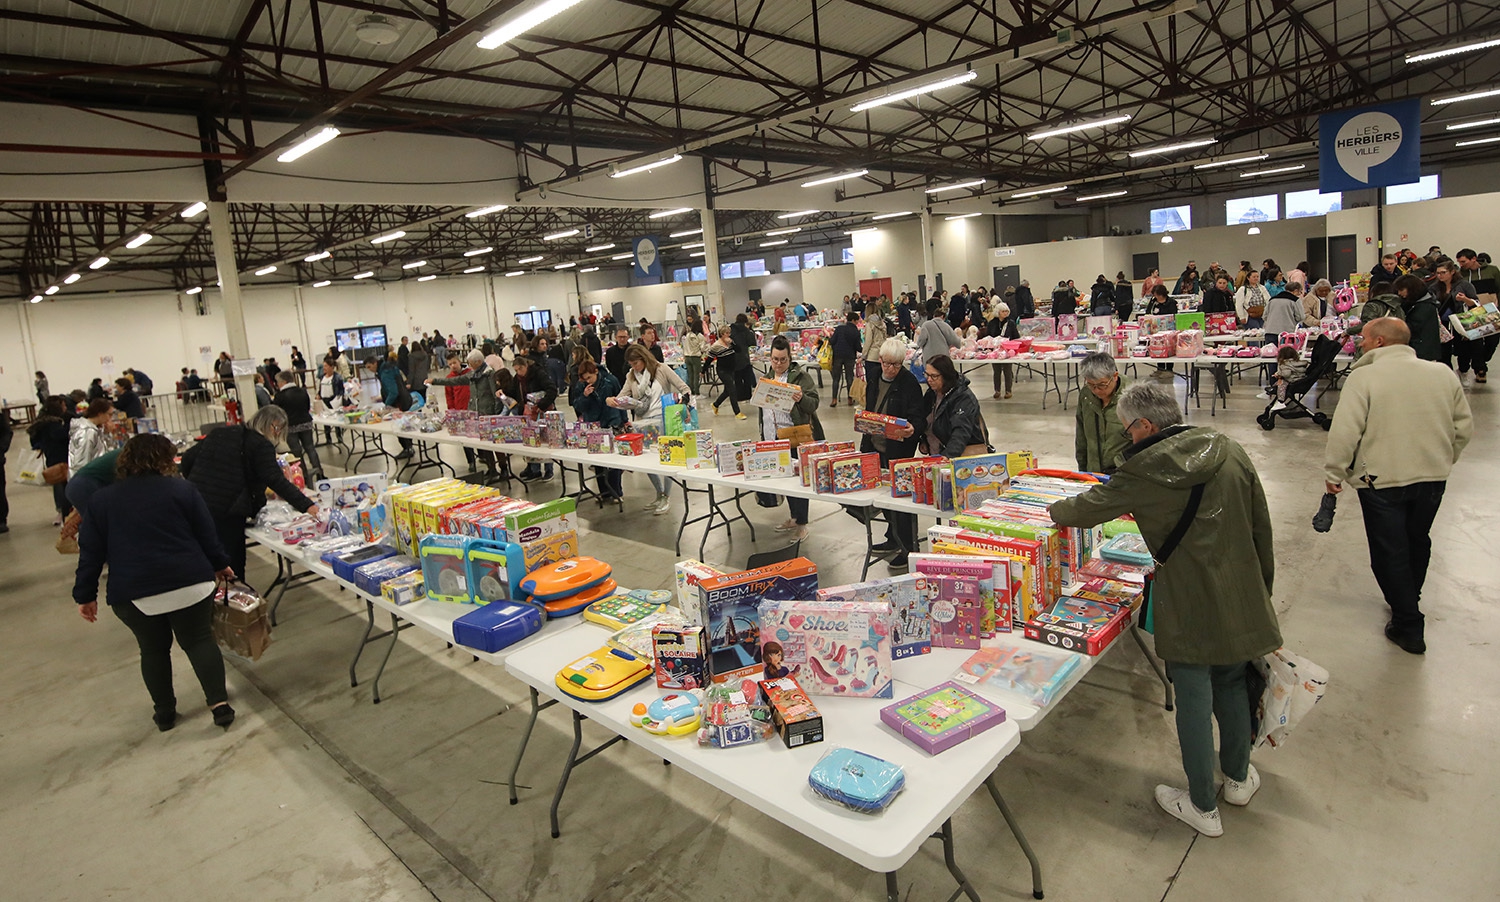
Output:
3,367,1497,902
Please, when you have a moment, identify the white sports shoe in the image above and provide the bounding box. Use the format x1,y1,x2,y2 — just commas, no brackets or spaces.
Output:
1269,401,1287,412
1154,785,1223,837
1255,391,1270,400
1223,764,1260,806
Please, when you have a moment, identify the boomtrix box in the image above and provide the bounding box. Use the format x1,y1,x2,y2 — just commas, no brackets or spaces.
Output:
694,558,818,683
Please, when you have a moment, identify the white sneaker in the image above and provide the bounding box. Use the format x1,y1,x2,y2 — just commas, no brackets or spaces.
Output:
1269,401,1286,412
651,497,671,515
1223,764,1260,806
643,497,664,512
1154,785,1223,837
1255,391,1270,400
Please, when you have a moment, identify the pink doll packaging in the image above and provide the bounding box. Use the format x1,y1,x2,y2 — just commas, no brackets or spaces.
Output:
925,577,983,649
1204,312,1238,336
1017,317,1055,340
1082,315,1114,341
757,598,895,699
1137,314,1177,337
1175,329,1204,357
1054,314,1079,341
1148,331,1177,358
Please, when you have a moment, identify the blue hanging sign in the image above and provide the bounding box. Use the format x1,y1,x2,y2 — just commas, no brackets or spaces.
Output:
632,236,662,279
1319,99,1421,193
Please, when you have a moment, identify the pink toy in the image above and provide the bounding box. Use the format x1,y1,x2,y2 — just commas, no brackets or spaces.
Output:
1204,312,1238,336
1055,314,1078,341
1215,345,1238,358
1279,331,1308,351
1175,329,1204,357
1259,344,1280,358
757,598,896,699
1333,284,1356,313
1148,331,1177,358
1236,346,1259,358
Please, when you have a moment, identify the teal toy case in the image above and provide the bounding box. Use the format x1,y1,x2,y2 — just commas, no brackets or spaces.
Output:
807,747,906,812
466,540,528,604
419,534,473,603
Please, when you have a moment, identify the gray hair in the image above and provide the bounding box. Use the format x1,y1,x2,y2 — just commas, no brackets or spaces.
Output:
878,337,908,364
1312,278,1333,293
248,404,288,439
1078,352,1118,382
1286,281,1304,294
1117,383,1183,429
466,349,484,367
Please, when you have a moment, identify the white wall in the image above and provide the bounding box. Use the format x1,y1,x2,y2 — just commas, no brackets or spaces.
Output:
799,263,860,307
1383,194,1500,265
1121,215,1327,282
722,271,804,312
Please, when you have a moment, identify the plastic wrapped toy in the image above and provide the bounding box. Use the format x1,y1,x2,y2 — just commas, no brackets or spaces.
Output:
1148,331,1177,358
630,690,704,736
697,681,775,749
1175,329,1204,358
807,747,905,812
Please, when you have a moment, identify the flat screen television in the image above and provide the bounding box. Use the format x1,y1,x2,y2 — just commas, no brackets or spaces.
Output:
359,325,388,353
335,328,363,352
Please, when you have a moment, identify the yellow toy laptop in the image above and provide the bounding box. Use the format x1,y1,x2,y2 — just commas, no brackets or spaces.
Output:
555,646,653,702
582,589,667,630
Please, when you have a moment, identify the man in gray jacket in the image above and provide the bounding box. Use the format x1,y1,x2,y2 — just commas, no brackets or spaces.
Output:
1323,317,1472,654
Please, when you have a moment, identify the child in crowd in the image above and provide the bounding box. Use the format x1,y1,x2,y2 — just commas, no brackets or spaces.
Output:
1272,345,1306,410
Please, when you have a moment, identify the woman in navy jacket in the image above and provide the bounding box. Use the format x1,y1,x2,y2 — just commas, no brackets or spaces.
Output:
73,434,237,731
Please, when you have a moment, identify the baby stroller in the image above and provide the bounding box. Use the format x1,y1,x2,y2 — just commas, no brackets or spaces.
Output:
1257,334,1341,431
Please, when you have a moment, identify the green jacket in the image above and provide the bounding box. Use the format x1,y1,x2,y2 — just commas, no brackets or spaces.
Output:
1075,383,1130,474
1049,426,1282,665
1402,294,1443,362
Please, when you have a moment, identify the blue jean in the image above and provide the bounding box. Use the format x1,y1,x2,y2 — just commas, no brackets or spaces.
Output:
648,474,671,500
1357,481,1446,637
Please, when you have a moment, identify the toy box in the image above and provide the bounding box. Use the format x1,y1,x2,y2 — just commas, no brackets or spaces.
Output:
949,517,1062,612
489,415,526,443
911,552,1013,636
716,439,756,475
759,675,824,749
816,573,929,659
658,435,688,467
952,644,1082,707
890,456,945,498
615,433,646,456
923,576,983,649
744,440,793,480
504,497,576,544
1175,329,1204,357
685,429,717,469
652,624,708,690
452,599,543,653
419,534,473,603
1024,596,1132,655
796,441,831,484
828,452,881,493
585,429,614,454
1204,312,1238,336
695,557,819,682
522,421,544,448
1055,313,1079,341
853,410,910,440
1081,315,1114,341
1099,532,1154,567
951,452,1012,511
358,502,389,542
353,554,419,596
674,559,725,611
328,543,399,583
1148,330,1178,358
1175,312,1206,333
808,747,902,810
757,598,895,698
465,540,528,604
315,473,389,511
880,681,1008,755
1137,314,1177,337
381,570,425,606
1017,317,1055,339
750,378,799,412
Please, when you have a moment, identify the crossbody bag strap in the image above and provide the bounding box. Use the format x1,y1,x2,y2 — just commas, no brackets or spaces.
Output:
1154,483,1205,566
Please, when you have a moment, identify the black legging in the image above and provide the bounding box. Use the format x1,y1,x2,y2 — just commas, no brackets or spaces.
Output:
713,364,741,414
112,595,227,713
213,513,249,582
831,356,856,401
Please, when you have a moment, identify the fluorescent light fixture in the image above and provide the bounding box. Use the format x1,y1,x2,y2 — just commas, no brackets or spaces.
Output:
463,265,486,274
845,227,877,235
682,242,704,249
255,265,277,276
1194,154,1269,170
28,295,42,303
417,275,437,282
1161,234,1174,244
402,260,427,269
611,253,633,260
1027,114,1132,141
504,271,525,277
180,201,207,218
370,230,406,244
586,242,616,252
518,255,544,264
668,229,701,238
944,212,983,221
1447,116,1500,131
1239,164,1307,178
125,233,153,249
88,256,109,269
312,280,331,288
760,239,788,247
1247,226,1261,235
63,273,81,284
543,228,580,241
304,250,331,262
44,285,59,295
871,211,912,220
1431,87,1500,106
689,252,705,258
554,262,576,269
925,179,985,194
466,204,508,217
1456,135,1500,147
477,0,587,50
1127,138,1217,158
1076,190,1128,202
649,207,694,219
185,286,203,295
609,153,682,178
848,70,978,113
1011,185,1068,198
464,246,493,257
580,266,599,273
276,126,340,163
765,227,801,236
1406,37,1500,64
777,210,818,219
353,271,375,279
800,169,868,188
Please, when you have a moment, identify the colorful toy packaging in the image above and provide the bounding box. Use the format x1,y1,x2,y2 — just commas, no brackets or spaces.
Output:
328,544,398,583
504,497,576,544
1175,311,1206,333
890,456,945,498
1055,313,1079,341
1024,596,1132,655
922,576,983,649
879,681,1008,755
585,429,614,454
1081,315,1114,341
353,555,419,596
853,410,910,440
685,429,717,469
674,559,725,609
381,570,425,606
465,540,527,604
757,598,895,698
1017,317,1055,340
615,433,646,456
744,440,793,479
952,644,1082,707
419,534,474,603
911,552,1014,636
759,675,824,748
1148,330,1178,358
694,557,819,682
1204,312,1238,336
1137,314,1177,337
827,452,881,493
315,473,389,511
816,574,929,659
1175,329,1204,357
715,439,756,475
950,452,1012,511
697,682,775,749
658,435,688,467
807,747,901,810
652,624,708,690
750,378,800,412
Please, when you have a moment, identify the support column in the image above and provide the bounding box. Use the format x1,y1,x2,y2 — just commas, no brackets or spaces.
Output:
207,199,258,416
701,206,723,321
920,209,937,299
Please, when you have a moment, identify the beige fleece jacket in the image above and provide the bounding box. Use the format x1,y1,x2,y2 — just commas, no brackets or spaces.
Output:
1323,344,1472,490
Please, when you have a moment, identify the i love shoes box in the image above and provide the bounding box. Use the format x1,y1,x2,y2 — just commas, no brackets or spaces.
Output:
756,598,895,699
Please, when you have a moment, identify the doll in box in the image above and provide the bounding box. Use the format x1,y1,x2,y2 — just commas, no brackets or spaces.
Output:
762,641,791,680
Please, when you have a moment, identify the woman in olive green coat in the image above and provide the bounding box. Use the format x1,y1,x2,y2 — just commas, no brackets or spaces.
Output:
1074,353,1131,474
1050,382,1281,839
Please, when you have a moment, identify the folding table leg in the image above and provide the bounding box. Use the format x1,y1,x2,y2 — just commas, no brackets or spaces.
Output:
370,612,402,705
860,510,876,581
939,818,981,902
1129,623,1174,711
985,774,1044,900
509,687,556,805
551,711,586,838
885,873,899,902
349,600,377,687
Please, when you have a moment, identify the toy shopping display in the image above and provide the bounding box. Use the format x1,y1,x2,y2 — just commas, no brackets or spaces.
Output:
465,540,528,604
816,574,930,659
879,681,1008,755
807,747,904,812
555,646,654,702
1024,596,1132,655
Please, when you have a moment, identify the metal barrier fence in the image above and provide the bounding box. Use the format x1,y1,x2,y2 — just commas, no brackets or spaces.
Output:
140,390,229,439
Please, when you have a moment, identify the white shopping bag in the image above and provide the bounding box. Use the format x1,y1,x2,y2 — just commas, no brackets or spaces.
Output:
1251,647,1329,750
15,449,47,486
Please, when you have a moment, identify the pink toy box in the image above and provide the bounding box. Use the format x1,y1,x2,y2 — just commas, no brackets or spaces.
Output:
1175,329,1204,357
1137,314,1177,337
1054,314,1079,341
1204,312,1238,336
1148,331,1178,358
1017,317,1055,340
817,573,930,659
757,598,895,699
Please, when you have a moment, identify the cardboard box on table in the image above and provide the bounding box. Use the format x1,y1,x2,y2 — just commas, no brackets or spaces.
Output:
757,598,896,698
694,557,818,682
816,573,930,659
928,524,1051,625
1024,596,1133,655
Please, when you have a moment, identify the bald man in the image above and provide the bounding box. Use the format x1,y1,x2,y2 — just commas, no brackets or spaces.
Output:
1323,317,1472,654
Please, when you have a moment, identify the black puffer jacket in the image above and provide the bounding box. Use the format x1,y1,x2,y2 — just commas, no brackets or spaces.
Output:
272,385,314,429
921,374,989,458
180,425,314,518
861,367,926,462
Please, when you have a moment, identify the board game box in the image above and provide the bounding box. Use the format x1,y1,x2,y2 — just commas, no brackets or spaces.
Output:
757,598,895,698
1024,596,1132,655
816,573,929,659
952,644,1082,707
695,558,818,682
880,681,1008,754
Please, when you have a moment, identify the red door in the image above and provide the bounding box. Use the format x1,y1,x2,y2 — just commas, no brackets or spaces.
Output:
858,278,893,300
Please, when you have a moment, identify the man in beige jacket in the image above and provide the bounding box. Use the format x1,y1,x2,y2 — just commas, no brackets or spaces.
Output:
1323,318,1472,654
